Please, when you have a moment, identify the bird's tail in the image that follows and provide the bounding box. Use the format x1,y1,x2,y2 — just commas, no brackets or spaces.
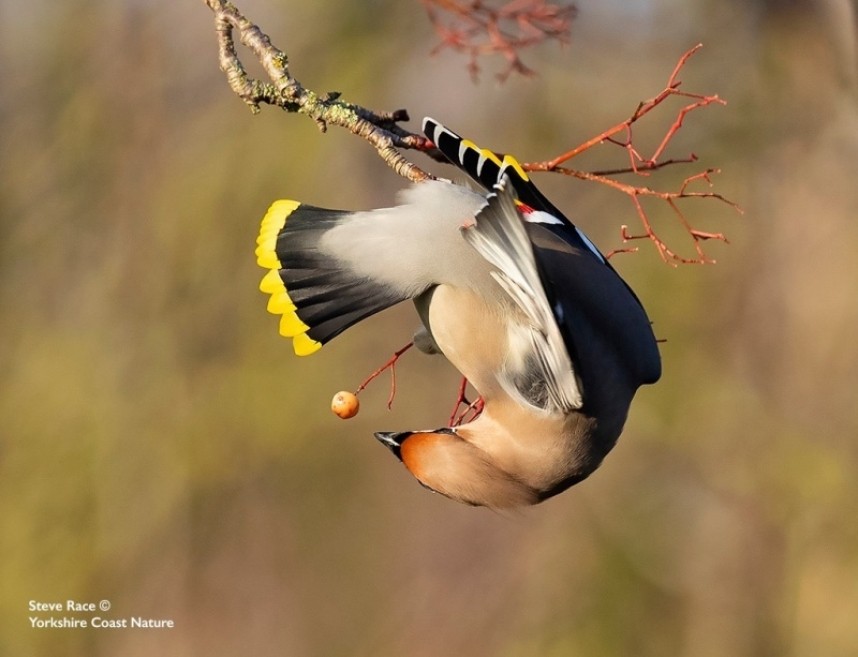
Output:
255,200,408,356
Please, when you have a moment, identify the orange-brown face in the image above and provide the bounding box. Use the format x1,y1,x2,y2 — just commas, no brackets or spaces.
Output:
375,430,454,498
375,430,455,480
398,431,445,483
374,429,540,508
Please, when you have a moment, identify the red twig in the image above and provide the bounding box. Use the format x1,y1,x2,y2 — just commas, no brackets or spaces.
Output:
605,246,639,260
522,43,741,265
455,397,485,426
551,165,737,264
448,376,469,425
448,377,485,426
355,341,415,410
533,44,716,170
421,0,576,80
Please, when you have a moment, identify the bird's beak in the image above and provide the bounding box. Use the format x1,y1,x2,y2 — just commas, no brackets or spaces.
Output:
374,431,410,461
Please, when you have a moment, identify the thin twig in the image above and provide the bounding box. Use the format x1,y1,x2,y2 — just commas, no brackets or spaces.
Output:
448,377,485,426
522,44,740,264
355,342,415,410
557,166,739,264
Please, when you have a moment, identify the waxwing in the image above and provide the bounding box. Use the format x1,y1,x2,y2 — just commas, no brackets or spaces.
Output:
255,118,661,508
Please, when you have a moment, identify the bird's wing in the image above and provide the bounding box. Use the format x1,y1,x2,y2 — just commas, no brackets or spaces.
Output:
423,117,606,264
461,178,583,413
424,117,508,192
525,222,663,399
424,117,661,400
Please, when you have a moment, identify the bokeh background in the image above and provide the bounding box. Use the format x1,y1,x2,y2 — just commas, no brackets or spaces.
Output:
2,1,857,655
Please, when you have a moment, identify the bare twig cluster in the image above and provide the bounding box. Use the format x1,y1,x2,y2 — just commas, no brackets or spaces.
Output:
523,44,741,264
421,0,576,80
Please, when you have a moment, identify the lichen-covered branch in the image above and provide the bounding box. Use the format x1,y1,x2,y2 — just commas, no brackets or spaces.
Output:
202,0,435,181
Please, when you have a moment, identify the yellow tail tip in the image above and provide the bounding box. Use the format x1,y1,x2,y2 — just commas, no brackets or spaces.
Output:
259,269,283,293
256,199,301,268
261,199,301,229
293,332,322,356
256,199,322,356
267,291,295,314
279,312,310,338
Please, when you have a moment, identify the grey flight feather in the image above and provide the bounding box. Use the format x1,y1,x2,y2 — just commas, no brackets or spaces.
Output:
461,178,583,413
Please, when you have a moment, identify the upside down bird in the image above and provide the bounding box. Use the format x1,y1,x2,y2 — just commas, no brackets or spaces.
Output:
255,118,661,508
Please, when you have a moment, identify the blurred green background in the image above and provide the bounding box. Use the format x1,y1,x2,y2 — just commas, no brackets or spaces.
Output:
2,1,857,655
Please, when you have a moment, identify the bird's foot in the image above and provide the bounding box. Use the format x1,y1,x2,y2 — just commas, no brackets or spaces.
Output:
449,377,485,427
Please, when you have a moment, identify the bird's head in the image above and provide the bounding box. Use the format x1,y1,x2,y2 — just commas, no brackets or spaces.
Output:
375,429,540,509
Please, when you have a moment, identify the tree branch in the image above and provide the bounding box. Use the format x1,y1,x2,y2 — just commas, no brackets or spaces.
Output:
202,0,435,181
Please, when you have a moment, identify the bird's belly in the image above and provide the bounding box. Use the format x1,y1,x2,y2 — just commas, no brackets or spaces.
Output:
426,285,609,493
426,285,510,396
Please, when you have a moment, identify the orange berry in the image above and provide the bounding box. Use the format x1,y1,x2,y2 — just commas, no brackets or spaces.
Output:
331,391,360,419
